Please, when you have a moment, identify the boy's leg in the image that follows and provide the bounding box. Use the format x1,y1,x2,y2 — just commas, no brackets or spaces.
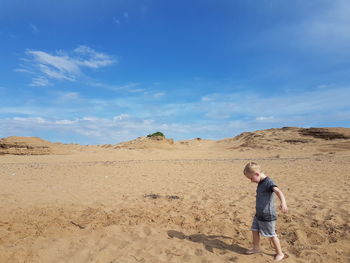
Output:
252,230,261,251
246,216,261,254
246,230,261,254
270,236,284,261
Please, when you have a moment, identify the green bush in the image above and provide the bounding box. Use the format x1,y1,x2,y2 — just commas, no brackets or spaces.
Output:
147,131,165,138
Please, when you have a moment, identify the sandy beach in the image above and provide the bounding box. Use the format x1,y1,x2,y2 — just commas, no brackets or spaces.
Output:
0,127,349,263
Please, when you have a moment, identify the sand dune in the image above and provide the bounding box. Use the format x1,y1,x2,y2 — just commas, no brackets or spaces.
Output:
114,135,175,150
0,127,349,262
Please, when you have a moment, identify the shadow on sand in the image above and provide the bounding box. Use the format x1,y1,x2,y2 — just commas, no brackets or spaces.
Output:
167,230,246,254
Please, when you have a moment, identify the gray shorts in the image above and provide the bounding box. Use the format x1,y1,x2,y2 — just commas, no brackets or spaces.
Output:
251,216,277,237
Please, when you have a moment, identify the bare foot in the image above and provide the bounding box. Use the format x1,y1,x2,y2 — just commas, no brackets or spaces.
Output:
245,248,261,255
274,253,285,261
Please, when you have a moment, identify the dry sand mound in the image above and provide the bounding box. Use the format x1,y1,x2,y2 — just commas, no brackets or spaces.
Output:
299,127,350,140
115,136,175,150
216,127,350,153
177,138,215,147
0,136,53,155
3,127,349,155
0,136,78,155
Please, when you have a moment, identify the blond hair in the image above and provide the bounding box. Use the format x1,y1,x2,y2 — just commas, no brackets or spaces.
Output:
243,162,261,175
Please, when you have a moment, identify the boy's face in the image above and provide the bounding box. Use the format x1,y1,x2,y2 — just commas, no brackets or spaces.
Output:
245,172,260,183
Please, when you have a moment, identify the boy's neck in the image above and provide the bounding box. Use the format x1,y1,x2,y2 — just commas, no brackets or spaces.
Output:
259,172,267,181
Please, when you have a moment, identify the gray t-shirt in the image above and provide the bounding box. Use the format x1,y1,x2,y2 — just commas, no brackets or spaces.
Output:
255,177,277,221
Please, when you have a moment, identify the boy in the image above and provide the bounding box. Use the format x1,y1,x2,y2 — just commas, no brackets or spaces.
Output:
243,162,288,261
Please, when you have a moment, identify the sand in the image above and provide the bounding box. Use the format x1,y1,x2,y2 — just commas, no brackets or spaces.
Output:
0,127,349,263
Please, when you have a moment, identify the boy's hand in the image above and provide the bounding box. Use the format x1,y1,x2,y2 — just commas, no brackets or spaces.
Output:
280,203,288,213
273,187,288,213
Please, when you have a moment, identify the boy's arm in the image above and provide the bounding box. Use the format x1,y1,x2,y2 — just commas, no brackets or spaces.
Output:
272,187,288,213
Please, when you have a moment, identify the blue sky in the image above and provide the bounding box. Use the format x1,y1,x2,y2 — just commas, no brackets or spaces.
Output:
1,0,349,144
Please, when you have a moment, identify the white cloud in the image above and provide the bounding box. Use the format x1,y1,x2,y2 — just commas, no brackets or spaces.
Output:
113,17,121,24
59,92,80,101
73,45,115,68
1,84,349,144
88,82,145,93
18,46,116,85
38,63,75,81
154,92,165,98
113,114,130,121
112,11,129,26
14,68,34,74
201,96,212,102
129,88,145,93
29,23,39,33
30,77,50,87
113,83,140,91
303,0,350,46
0,115,225,144
256,116,275,122
82,117,100,122
263,0,350,53
13,117,46,123
198,85,350,119
28,50,80,76
55,119,77,125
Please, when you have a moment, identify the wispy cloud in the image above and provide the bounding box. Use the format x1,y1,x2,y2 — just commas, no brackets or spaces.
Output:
14,68,34,74
58,92,81,101
153,92,165,98
0,115,168,144
262,0,350,54
113,17,121,25
73,46,115,68
17,45,116,86
198,85,350,119
301,0,350,50
30,77,50,87
0,115,229,144
113,114,130,121
112,11,129,25
1,84,349,144
88,81,147,94
29,23,39,33
256,116,275,122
